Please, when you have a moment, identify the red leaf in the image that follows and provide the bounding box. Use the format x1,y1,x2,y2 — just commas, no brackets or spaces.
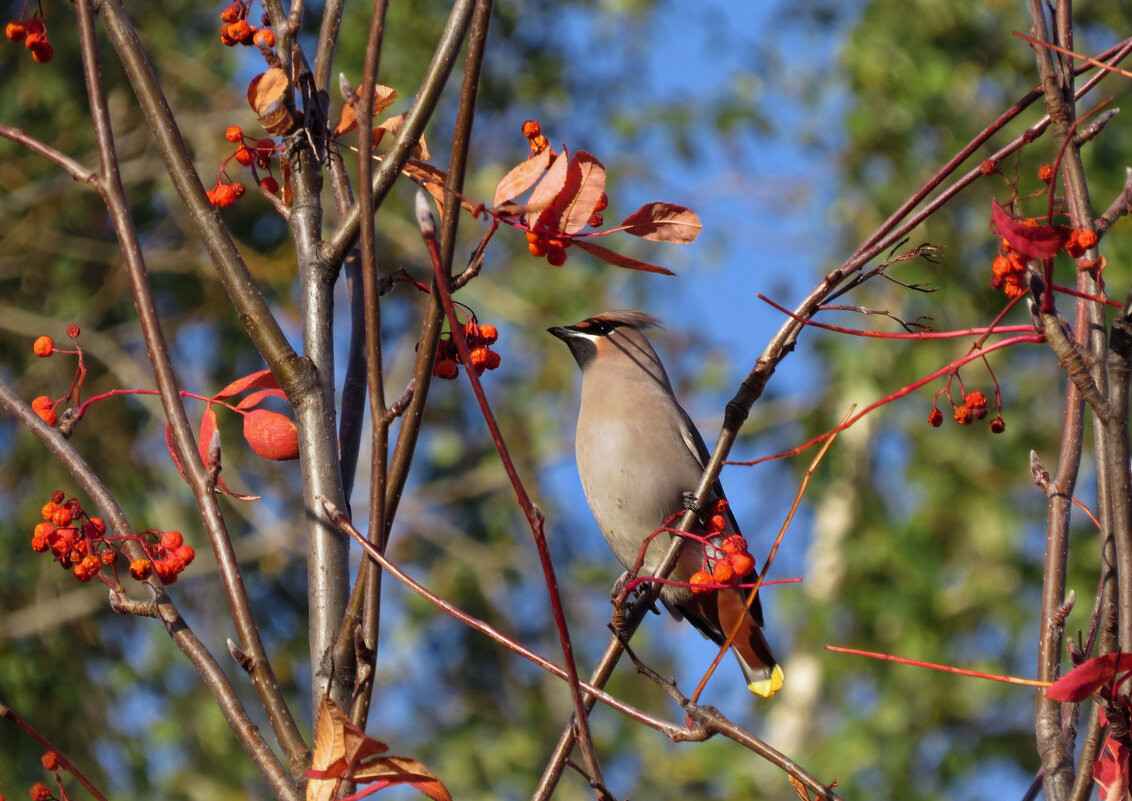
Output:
1044,652,1132,701
164,417,260,501
492,147,551,208
235,388,289,411
559,151,607,234
618,202,703,244
990,198,1071,260
1095,731,1129,801
572,238,675,275
215,369,280,400
525,146,570,228
197,405,218,467
349,755,451,801
242,409,299,461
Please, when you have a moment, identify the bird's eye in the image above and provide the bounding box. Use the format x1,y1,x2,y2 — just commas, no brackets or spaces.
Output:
584,320,614,335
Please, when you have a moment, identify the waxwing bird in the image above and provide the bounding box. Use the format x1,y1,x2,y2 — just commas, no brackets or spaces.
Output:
549,311,783,698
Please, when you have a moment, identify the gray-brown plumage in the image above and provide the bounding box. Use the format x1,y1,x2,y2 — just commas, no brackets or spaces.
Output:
549,311,782,697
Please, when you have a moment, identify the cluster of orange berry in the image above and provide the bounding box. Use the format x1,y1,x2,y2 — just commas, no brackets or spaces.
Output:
29,326,80,427
208,126,280,207
30,491,195,585
929,390,1005,433
27,750,64,801
5,16,53,63
688,500,757,594
219,0,274,48
432,320,501,380
990,241,1030,300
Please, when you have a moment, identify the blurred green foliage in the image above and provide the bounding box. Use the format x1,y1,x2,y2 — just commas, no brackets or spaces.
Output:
2,0,1129,800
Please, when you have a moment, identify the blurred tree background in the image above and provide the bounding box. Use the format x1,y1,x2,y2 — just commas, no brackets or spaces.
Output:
0,1,1128,800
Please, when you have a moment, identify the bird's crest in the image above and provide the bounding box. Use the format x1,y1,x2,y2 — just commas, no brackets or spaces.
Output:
585,310,662,331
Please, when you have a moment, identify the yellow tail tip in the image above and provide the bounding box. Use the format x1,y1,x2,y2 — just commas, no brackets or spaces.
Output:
748,664,784,698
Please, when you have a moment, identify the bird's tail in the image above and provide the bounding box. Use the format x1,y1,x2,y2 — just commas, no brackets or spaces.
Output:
716,587,783,697
681,588,783,698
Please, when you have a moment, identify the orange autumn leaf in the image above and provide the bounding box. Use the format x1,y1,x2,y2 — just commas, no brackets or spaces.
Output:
558,151,606,235
618,202,703,244
242,409,299,461
572,238,675,275
493,146,552,208
333,83,398,138
306,698,450,801
525,146,570,228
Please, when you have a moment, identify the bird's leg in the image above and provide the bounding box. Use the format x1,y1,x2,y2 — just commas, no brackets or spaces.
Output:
682,491,707,526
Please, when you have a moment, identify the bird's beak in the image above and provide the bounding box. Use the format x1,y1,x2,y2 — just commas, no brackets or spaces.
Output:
547,326,572,341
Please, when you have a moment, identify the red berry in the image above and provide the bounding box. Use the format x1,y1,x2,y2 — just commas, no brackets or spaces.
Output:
546,245,568,267
521,120,542,139
32,335,53,357
253,28,274,48
129,558,152,580
928,407,943,427
40,751,59,771
433,359,458,380
712,559,736,585
469,346,490,367
6,22,26,42
729,552,756,578
161,530,183,549
230,181,246,198
175,545,196,567
52,507,73,528
66,323,80,338
689,570,714,595
30,782,51,801
990,415,1006,434
721,534,747,556
479,324,498,344
706,514,727,534
260,176,280,194
29,41,53,63
954,404,973,425
484,349,502,370
1037,163,1054,183
24,18,44,35
224,125,243,143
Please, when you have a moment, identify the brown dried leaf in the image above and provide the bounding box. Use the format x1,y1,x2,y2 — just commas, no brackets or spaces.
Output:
525,147,570,228
401,160,480,217
618,202,702,243
493,147,551,208
572,238,676,275
560,151,606,234
333,83,399,138
374,113,430,160
305,698,450,801
349,756,451,801
248,67,295,136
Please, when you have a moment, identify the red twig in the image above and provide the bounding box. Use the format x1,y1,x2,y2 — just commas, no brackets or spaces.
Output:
728,335,1044,467
414,192,608,794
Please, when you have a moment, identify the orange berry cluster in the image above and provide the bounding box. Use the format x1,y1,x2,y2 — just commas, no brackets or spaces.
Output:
432,320,501,380
522,119,549,154
219,1,273,48
991,226,1100,298
5,17,53,63
29,491,195,585
688,500,757,595
210,126,280,207
525,192,607,267
989,242,1028,300
31,395,58,426
929,390,1004,433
